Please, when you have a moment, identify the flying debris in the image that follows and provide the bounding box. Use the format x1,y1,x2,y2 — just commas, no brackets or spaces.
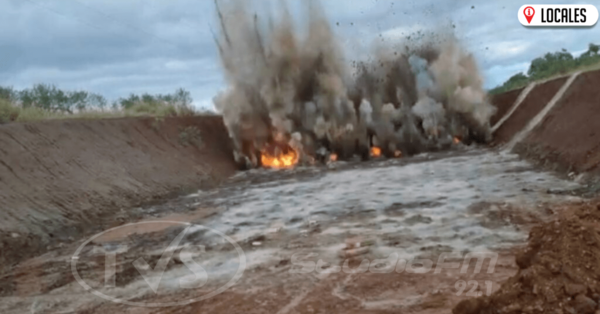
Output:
212,0,496,169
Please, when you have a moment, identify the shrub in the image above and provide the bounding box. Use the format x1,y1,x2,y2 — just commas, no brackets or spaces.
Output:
0,99,20,124
178,126,203,147
126,101,179,117
0,85,200,123
15,107,54,122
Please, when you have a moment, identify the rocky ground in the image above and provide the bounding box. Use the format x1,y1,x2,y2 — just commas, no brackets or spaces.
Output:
0,146,591,314
454,201,600,314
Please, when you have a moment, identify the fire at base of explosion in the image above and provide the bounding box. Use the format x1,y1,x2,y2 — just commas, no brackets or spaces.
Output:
370,147,382,158
239,128,470,170
255,136,414,169
260,143,300,169
257,141,404,169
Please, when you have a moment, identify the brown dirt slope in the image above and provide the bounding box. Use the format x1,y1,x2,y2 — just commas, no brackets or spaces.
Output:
489,87,524,126
515,70,600,175
0,115,236,269
453,201,600,314
493,77,568,144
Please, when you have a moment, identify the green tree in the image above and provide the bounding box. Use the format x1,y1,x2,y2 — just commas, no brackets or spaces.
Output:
88,94,107,110
141,93,156,104
505,73,529,86
489,72,530,95
55,89,71,113
119,94,141,109
173,88,192,107
579,43,600,60
68,91,89,112
527,49,575,80
492,43,600,94
0,86,15,101
31,84,54,110
1,84,197,119
19,89,34,108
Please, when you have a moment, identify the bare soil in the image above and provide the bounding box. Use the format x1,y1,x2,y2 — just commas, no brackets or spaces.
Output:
453,200,600,314
0,116,236,272
1,148,585,314
493,77,568,145
89,252,519,314
489,87,524,127
2,68,600,313
515,70,600,176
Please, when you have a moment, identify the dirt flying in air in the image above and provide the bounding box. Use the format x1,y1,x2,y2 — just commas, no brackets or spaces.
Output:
211,0,496,169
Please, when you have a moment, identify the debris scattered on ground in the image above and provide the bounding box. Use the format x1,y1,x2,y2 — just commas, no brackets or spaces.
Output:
453,201,600,314
339,247,371,258
340,236,376,258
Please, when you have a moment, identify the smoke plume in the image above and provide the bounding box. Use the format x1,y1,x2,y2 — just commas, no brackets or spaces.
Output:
212,0,496,168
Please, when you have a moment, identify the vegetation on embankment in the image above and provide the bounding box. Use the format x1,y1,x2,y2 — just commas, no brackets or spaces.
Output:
0,85,213,124
489,43,600,95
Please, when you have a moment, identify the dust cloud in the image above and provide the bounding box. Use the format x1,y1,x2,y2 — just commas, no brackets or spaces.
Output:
211,0,496,168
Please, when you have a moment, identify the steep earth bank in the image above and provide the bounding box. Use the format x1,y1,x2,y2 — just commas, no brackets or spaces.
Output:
0,115,236,270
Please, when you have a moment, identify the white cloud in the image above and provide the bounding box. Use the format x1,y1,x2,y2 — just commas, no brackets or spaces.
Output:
485,40,532,62
164,60,188,71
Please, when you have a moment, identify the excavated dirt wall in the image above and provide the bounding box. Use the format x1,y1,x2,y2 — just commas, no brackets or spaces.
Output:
0,115,236,270
489,87,524,127
454,70,600,313
492,77,568,145
513,70,600,176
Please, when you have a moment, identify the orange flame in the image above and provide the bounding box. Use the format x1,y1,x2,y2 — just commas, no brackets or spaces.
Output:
370,146,382,158
330,153,338,162
261,144,299,169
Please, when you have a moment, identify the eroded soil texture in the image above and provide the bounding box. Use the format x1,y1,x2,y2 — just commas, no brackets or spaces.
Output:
0,147,587,314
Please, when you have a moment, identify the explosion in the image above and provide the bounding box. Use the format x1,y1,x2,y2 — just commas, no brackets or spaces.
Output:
370,147,382,158
212,0,496,169
260,143,299,169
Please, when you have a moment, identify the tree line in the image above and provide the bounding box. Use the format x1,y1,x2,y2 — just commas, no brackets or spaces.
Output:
489,43,600,95
0,85,197,123
0,84,193,113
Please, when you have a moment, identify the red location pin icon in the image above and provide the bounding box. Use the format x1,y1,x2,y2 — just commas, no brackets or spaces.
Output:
523,6,535,24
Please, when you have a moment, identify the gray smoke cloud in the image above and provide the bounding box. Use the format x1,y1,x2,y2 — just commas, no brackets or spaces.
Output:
212,0,496,168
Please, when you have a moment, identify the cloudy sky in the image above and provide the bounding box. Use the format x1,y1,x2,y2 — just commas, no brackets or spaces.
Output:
1,0,599,109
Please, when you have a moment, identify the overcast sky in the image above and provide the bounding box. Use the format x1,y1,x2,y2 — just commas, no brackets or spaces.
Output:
1,0,599,109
